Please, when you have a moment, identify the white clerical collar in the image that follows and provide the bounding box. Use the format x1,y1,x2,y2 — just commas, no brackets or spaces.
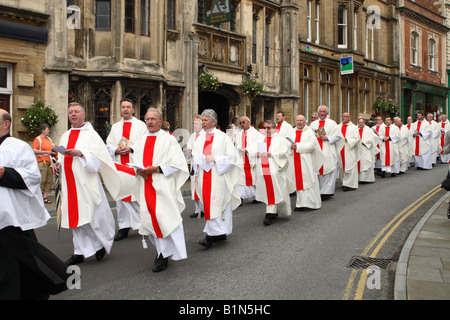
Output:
204,127,217,134
71,122,93,131
122,117,133,123
147,129,163,136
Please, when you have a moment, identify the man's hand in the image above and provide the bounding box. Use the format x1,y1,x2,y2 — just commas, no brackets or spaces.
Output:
64,149,83,157
115,146,131,155
0,166,4,179
137,166,159,180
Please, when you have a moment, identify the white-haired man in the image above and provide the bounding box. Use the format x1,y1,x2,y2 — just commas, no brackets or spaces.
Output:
192,109,242,248
309,105,341,199
235,116,262,204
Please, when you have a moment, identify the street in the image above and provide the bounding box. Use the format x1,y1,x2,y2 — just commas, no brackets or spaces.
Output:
36,162,448,301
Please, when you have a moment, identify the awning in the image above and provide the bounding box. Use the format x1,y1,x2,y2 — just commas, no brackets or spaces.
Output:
0,19,47,44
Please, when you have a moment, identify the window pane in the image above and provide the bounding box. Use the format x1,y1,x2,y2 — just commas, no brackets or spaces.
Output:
96,0,111,31
0,68,6,88
125,0,135,33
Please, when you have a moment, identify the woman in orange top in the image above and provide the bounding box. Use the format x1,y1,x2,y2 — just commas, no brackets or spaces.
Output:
32,123,57,203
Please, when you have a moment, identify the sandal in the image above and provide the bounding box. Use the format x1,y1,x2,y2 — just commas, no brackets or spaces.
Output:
43,198,52,204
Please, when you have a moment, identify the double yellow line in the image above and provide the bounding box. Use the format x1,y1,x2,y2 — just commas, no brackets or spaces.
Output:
343,184,442,300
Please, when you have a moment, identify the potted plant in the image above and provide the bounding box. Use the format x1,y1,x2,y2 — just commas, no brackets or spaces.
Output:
21,99,58,135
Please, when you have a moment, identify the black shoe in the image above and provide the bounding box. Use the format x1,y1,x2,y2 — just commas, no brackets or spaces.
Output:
294,207,303,211
66,254,84,266
321,194,333,201
95,247,106,261
252,200,260,204
391,173,396,177
190,212,204,218
240,198,243,206
114,227,130,241
152,254,168,272
263,213,277,226
199,235,213,249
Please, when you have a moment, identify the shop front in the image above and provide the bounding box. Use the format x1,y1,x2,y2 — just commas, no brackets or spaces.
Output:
401,77,449,120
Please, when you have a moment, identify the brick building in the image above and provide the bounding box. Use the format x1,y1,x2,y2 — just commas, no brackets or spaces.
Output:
398,0,450,119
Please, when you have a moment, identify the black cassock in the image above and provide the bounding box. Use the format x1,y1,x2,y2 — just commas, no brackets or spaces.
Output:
0,133,69,299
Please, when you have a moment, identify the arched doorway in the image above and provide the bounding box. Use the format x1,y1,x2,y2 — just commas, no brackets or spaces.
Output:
198,91,229,131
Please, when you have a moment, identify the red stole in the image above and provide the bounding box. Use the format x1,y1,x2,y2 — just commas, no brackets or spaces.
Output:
202,133,214,220
407,124,411,130
121,122,132,201
64,129,81,228
194,133,200,201
143,135,163,238
384,126,391,166
415,121,422,156
317,120,325,175
242,130,253,186
293,130,304,190
276,123,282,133
358,128,363,172
340,125,348,172
375,125,381,160
441,123,445,154
261,137,275,205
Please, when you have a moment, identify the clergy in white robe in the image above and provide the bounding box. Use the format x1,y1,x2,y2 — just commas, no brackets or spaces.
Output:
394,117,411,173
411,112,433,170
106,99,148,241
378,116,400,177
372,116,386,171
59,103,133,266
287,115,324,210
132,108,189,272
235,116,262,203
186,116,204,218
254,120,291,225
439,114,450,163
309,105,341,199
405,116,415,164
0,110,69,299
357,118,379,183
193,109,242,248
336,113,362,191
426,113,441,165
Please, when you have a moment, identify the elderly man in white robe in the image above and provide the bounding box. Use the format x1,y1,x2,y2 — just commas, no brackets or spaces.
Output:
378,116,400,177
235,116,262,204
132,108,189,272
192,109,242,249
186,115,204,218
405,116,415,165
336,113,361,191
394,117,411,174
372,115,386,172
427,113,441,165
287,115,323,211
411,112,433,170
357,118,379,183
255,120,292,225
106,98,148,241
0,109,69,299
439,114,450,164
309,105,341,200
59,102,132,266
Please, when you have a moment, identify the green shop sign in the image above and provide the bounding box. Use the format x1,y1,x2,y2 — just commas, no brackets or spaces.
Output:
205,0,231,25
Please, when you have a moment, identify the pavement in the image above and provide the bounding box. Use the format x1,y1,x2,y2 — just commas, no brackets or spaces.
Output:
394,191,450,300
43,182,450,300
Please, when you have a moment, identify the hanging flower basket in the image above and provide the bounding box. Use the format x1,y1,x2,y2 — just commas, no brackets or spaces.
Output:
373,98,399,117
198,70,221,91
241,78,264,105
21,99,58,135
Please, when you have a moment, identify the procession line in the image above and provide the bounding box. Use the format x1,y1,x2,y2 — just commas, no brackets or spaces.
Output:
343,184,442,300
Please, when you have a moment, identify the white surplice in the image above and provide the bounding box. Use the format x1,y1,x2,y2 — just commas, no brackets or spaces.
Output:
358,126,379,182
411,120,432,169
106,117,148,231
0,137,50,231
309,118,341,195
132,129,189,260
286,126,324,209
336,122,362,189
379,124,400,174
